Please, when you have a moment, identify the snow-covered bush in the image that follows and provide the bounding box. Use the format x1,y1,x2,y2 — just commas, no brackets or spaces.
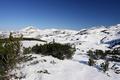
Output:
94,49,106,59
23,47,32,54
88,58,95,66
111,64,120,74
0,33,22,79
100,60,109,72
87,49,120,73
87,50,96,66
32,43,76,60
105,47,120,62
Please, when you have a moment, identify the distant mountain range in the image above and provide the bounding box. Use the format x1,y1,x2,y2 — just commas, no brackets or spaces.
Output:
1,24,120,51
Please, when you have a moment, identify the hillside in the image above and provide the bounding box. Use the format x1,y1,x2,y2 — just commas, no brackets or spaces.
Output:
0,24,120,80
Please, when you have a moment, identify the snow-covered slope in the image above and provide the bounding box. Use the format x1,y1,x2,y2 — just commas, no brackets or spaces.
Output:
1,24,120,80
9,54,120,80
15,24,120,51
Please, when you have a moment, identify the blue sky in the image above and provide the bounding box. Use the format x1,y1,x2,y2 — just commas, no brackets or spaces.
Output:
0,0,120,30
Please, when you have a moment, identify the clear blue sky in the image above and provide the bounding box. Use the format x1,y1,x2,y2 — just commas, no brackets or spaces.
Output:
0,0,120,30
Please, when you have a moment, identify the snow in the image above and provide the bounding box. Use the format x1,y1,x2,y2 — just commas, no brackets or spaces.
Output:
10,54,120,80
22,41,45,48
1,24,120,80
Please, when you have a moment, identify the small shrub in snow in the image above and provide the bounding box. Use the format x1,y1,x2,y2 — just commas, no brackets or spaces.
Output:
87,50,96,66
94,49,107,59
87,49,107,60
23,47,32,54
87,50,96,59
100,60,109,72
87,50,94,58
32,42,76,60
37,69,50,74
88,58,95,66
50,60,56,65
19,55,36,63
104,48,120,62
88,49,120,74
111,64,120,74
29,60,39,66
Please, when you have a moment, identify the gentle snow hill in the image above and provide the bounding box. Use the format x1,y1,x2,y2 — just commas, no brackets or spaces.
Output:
0,24,120,80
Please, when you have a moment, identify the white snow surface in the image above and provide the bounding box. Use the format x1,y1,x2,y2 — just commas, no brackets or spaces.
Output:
9,54,120,80
0,24,120,80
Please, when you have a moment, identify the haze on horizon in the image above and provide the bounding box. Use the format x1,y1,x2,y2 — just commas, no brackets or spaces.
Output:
0,0,120,30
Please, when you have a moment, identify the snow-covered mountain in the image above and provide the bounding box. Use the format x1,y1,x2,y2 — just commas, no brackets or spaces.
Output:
1,24,119,50
1,24,120,80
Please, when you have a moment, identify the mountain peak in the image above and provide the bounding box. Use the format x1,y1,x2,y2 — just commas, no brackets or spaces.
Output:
21,26,40,32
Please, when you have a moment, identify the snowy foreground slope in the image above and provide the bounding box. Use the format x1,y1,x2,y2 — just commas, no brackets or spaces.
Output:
9,54,119,80
1,24,120,80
